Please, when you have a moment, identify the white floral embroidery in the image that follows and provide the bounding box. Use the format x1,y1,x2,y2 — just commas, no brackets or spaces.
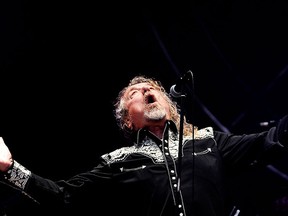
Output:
5,160,31,190
102,127,214,164
195,127,214,139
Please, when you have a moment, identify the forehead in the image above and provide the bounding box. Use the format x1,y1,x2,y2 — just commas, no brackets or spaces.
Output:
128,82,151,90
125,82,152,93
123,82,153,98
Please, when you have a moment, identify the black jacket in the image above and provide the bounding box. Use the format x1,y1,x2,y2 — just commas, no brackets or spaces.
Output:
1,115,288,215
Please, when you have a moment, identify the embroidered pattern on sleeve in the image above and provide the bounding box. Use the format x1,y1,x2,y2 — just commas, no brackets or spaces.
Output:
4,160,31,190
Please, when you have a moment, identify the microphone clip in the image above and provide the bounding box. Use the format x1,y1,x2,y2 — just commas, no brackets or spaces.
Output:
169,70,193,98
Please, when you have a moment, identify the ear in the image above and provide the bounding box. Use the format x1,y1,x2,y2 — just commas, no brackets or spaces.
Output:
127,121,133,129
124,118,133,129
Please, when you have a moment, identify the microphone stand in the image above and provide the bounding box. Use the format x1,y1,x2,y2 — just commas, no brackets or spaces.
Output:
170,70,194,191
172,82,187,216
177,85,185,189
170,71,195,214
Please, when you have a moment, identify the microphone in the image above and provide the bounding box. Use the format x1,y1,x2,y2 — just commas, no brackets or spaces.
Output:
170,70,193,98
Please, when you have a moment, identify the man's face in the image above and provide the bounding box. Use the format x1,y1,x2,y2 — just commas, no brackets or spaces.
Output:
123,82,171,131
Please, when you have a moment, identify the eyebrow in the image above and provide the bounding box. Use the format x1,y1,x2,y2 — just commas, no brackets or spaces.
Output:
128,83,152,91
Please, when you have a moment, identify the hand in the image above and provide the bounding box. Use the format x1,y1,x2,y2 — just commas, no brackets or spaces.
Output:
0,137,13,172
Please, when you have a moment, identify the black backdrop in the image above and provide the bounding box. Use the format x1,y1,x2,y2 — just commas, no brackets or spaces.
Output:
1,1,288,215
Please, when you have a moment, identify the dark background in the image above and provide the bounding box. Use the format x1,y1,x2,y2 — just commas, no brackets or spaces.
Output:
0,1,288,215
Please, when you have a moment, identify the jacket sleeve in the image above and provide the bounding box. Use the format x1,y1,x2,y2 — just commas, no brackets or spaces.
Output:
276,114,288,147
0,158,115,214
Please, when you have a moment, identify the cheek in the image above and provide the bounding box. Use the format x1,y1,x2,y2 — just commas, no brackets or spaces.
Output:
128,105,144,119
158,98,171,117
165,105,171,118
128,105,145,128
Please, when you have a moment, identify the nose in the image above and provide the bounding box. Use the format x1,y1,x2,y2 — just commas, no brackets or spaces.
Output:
142,86,150,94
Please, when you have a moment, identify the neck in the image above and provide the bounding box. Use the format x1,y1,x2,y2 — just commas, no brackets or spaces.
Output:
145,120,168,139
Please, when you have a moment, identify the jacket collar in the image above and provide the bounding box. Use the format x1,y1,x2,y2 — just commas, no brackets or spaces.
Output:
133,120,178,146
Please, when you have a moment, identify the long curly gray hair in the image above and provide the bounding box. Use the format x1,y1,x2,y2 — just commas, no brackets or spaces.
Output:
113,75,194,139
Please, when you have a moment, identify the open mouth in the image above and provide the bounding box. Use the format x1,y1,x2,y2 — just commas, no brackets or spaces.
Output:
145,94,156,104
